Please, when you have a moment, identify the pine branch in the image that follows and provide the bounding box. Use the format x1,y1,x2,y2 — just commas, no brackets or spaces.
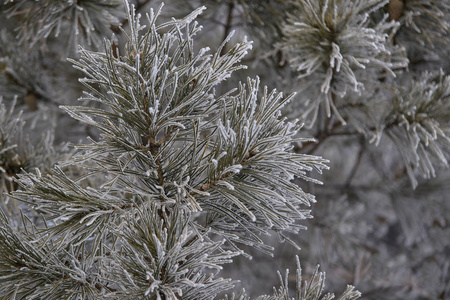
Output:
280,0,407,125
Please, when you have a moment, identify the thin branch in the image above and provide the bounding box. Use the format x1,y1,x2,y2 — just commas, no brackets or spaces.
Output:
3,69,54,106
220,0,235,56
294,118,348,154
190,149,258,196
345,136,366,188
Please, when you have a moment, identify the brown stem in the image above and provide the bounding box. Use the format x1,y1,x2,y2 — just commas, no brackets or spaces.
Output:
220,1,235,56
147,139,166,220
155,157,164,187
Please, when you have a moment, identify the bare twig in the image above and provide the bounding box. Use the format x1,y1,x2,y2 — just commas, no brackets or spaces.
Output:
345,136,366,188
220,1,235,56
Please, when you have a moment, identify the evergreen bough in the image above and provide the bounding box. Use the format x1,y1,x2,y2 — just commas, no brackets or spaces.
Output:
0,2,360,299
